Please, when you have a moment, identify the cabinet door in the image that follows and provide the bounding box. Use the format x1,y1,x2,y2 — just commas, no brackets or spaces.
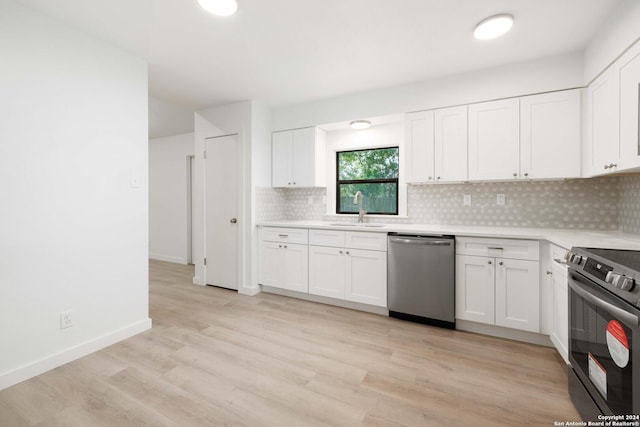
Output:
520,90,581,179
586,66,620,175
435,105,468,182
468,99,520,180
345,249,387,307
405,111,435,183
551,266,569,364
455,255,495,325
308,246,346,299
258,241,283,287
281,243,309,293
617,40,640,170
495,258,540,333
292,127,316,187
272,131,293,187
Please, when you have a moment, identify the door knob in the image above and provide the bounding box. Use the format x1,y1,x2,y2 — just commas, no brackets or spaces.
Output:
230,218,237,224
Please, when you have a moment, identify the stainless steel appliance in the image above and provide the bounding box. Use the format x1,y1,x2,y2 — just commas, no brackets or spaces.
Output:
387,233,455,329
566,247,640,418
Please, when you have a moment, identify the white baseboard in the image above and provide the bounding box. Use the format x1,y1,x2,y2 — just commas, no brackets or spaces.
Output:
192,275,203,285
456,319,553,347
0,318,152,391
149,253,187,264
262,286,389,316
239,285,261,296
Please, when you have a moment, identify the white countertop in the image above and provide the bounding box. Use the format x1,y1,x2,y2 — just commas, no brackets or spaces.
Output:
257,220,640,251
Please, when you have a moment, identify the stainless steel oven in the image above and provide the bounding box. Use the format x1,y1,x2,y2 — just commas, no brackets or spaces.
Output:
567,247,640,419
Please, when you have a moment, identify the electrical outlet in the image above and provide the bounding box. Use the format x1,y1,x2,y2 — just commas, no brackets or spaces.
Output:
60,310,73,329
497,194,506,205
463,195,471,206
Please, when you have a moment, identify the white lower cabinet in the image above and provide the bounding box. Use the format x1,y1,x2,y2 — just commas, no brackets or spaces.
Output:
259,241,309,292
258,227,309,293
309,244,387,307
308,246,346,299
456,237,540,333
345,248,387,306
546,243,570,363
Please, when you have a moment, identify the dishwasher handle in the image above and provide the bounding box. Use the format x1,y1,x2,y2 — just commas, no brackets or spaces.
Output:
389,236,452,246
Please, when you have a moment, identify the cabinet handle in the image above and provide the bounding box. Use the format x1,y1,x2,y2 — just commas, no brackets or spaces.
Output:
488,260,492,265
546,270,553,275
604,164,610,170
292,182,296,185
346,251,350,255
609,163,617,168
278,245,282,248
524,173,529,177
488,247,503,251
553,258,567,265
513,173,517,177
278,234,288,238
499,261,504,266
288,182,292,185
428,177,432,180
339,250,343,254
283,245,287,249
436,176,441,180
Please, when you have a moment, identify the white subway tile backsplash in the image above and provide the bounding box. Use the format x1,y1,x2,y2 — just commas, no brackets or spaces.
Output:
619,175,640,234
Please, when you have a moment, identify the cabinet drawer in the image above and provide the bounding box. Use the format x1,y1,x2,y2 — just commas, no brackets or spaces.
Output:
456,237,539,261
309,229,346,247
259,227,308,244
345,231,387,251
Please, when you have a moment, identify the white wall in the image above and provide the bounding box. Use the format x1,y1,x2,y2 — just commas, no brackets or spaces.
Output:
149,133,194,264
271,52,583,131
0,0,150,390
583,0,640,83
149,96,195,139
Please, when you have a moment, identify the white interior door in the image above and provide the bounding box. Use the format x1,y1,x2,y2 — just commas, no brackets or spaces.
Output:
205,135,238,290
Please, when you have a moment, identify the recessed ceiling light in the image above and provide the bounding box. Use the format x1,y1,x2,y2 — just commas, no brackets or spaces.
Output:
473,14,514,40
350,120,371,130
197,0,238,17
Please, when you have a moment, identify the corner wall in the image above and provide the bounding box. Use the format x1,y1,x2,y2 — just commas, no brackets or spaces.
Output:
0,1,150,389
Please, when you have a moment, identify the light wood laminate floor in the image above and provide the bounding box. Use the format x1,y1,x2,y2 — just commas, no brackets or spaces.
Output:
0,260,579,426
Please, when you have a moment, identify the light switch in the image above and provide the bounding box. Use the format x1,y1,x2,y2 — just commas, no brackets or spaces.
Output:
497,194,506,205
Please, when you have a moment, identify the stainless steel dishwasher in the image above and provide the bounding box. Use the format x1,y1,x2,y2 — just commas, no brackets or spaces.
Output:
387,233,455,329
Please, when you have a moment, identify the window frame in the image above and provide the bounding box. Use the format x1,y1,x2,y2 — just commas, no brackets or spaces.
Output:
335,147,399,216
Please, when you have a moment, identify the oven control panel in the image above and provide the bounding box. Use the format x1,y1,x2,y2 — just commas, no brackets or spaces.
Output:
567,250,636,293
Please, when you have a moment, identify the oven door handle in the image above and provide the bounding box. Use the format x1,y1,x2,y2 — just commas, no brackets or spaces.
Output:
569,273,639,327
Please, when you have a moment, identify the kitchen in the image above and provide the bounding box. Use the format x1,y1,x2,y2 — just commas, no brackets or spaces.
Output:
3,0,640,425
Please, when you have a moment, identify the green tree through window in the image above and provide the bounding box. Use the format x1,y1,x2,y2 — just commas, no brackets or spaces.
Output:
336,147,399,215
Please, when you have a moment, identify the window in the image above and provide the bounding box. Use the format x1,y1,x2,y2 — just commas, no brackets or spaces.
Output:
336,147,399,215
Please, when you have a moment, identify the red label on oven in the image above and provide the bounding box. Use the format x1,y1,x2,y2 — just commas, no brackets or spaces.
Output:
606,320,629,368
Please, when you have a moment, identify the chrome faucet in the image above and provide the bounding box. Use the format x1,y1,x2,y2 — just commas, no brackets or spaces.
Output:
353,191,367,223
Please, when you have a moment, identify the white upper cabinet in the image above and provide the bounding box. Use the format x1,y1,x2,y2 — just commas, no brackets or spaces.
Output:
272,127,326,187
435,106,468,182
585,66,620,175
405,105,467,183
405,110,435,183
520,90,581,179
617,40,640,171
468,98,520,180
469,91,581,181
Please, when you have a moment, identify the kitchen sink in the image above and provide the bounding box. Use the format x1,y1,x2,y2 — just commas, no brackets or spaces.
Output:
328,223,386,228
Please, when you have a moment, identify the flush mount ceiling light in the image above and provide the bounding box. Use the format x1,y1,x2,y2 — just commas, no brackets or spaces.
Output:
350,120,371,130
197,0,238,16
473,14,514,40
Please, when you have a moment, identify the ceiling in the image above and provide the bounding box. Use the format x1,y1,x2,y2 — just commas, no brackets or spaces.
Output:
17,0,621,113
